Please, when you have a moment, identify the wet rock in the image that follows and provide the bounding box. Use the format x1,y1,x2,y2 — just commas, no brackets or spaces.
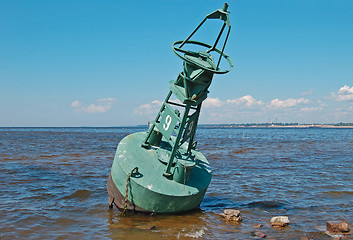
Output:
136,225,157,231
219,209,242,222
253,223,263,228
250,230,266,238
146,225,157,231
300,237,314,240
270,216,290,227
326,221,349,233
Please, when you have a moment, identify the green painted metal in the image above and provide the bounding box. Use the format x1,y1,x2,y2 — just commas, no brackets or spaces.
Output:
108,3,233,213
111,132,211,213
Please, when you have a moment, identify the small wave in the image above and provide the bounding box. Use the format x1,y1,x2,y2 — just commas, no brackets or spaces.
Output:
322,190,353,197
207,154,221,160
68,153,82,158
18,155,31,160
55,217,79,226
181,227,207,239
232,148,255,154
23,193,56,201
62,189,93,200
39,154,59,159
325,231,344,238
244,200,286,209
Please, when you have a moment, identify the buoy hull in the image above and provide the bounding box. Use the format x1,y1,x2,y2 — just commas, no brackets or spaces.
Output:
107,132,212,214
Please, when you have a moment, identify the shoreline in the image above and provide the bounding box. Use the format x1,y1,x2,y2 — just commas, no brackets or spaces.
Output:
200,124,353,129
1,124,353,129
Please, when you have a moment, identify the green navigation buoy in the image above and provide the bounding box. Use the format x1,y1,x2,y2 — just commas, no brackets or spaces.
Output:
107,3,233,214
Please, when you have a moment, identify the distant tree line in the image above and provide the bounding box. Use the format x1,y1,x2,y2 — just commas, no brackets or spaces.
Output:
199,122,353,128
333,122,353,126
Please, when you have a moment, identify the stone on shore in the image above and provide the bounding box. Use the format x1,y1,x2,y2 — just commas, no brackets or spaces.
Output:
219,209,242,222
270,216,290,227
326,221,349,233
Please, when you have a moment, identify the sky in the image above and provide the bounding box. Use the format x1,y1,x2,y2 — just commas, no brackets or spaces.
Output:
1,0,353,127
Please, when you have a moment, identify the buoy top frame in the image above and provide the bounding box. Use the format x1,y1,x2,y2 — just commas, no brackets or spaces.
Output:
142,3,233,178
172,3,234,75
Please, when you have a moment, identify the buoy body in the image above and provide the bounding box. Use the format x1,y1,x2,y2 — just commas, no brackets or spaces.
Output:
107,4,233,214
107,132,211,213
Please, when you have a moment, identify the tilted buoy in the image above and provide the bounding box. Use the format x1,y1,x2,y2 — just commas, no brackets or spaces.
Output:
107,3,234,214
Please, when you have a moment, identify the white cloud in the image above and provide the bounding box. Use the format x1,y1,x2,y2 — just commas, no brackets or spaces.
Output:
332,85,353,101
71,98,116,113
203,97,224,108
338,85,353,94
98,97,116,104
203,95,263,108
317,100,327,107
133,94,342,124
301,89,313,96
300,107,323,112
71,100,82,108
227,95,263,107
133,100,162,115
268,98,309,109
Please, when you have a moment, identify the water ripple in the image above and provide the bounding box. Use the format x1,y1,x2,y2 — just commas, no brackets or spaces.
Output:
1,127,352,239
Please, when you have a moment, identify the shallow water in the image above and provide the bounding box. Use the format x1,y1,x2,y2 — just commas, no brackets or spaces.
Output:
1,127,352,239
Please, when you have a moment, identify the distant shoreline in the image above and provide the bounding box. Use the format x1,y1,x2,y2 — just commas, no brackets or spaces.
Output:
1,124,353,129
199,124,353,129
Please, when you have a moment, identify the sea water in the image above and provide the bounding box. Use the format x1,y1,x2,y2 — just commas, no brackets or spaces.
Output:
1,127,352,239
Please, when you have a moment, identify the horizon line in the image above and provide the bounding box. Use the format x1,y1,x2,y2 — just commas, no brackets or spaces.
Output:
1,122,353,128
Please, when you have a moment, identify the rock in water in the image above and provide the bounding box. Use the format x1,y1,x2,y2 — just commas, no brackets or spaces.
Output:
326,221,350,233
300,237,314,240
219,209,242,222
253,223,263,228
250,231,266,238
270,216,290,227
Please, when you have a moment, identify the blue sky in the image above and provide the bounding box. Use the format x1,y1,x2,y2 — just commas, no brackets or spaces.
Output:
1,0,353,126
